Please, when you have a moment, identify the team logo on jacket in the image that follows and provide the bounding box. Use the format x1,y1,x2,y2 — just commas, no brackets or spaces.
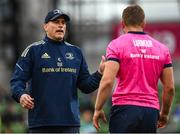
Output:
41,53,51,58
65,52,74,60
57,57,63,67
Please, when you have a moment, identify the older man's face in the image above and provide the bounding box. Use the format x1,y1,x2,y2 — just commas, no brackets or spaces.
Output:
44,17,66,41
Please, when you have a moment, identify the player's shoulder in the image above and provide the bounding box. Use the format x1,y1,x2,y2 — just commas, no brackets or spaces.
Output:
109,34,128,46
148,35,169,50
113,34,129,42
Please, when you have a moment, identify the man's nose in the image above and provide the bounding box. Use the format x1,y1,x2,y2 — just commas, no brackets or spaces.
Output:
59,22,65,27
58,24,63,28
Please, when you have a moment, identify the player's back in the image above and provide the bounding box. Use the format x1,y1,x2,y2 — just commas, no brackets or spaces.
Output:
107,32,172,110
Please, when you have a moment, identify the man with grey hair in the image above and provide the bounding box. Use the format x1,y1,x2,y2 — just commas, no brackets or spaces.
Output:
10,9,105,133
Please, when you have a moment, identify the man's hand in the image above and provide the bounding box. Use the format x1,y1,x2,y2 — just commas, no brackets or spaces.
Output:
93,109,107,130
98,55,106,75
157,113,169,128
20,94,34,109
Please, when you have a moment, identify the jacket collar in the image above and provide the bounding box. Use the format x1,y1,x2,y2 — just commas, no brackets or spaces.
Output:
44,35,64,45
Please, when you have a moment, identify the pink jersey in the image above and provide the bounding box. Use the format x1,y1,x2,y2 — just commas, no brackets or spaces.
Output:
106,32,172,110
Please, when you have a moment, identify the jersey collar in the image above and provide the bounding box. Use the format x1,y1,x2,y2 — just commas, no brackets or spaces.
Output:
128,31,146,34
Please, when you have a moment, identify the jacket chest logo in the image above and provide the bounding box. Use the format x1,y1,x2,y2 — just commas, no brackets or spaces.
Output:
57,57,63,67
41,53,51,58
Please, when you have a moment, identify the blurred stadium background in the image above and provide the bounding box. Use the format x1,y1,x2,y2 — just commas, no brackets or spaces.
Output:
0,0,180,132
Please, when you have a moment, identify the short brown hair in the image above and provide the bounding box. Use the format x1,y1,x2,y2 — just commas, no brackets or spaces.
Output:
122,5,145,26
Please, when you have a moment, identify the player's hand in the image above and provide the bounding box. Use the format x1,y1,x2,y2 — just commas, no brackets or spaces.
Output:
20,94,34,109
157,113,169,128
93,109,107,130
98,55,106,75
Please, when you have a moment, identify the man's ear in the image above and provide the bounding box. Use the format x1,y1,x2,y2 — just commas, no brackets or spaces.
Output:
43,24,48,32
121,20,125,29
141,20,146,29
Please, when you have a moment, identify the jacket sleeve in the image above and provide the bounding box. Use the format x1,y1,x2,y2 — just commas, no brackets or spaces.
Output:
10,46,33,102
76,53,102,94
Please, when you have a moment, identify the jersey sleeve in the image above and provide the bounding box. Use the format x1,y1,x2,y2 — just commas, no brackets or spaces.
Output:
164,49,172,68
106,40,120,63
10,46,33,102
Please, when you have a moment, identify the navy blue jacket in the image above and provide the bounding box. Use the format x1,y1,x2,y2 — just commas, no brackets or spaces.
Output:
10,36,102,128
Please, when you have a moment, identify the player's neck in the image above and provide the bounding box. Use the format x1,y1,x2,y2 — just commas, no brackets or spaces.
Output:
124,26,143,33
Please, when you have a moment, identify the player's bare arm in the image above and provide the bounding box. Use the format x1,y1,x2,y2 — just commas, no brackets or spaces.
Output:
158,67,175,128
93,60,119,130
